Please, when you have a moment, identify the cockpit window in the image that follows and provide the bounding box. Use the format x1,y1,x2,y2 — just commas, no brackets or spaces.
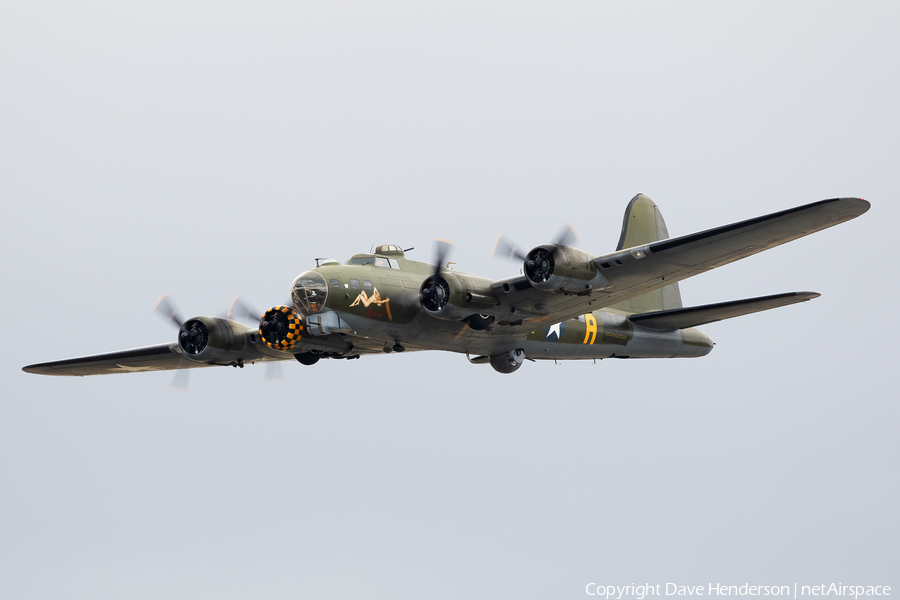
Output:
389,259,400,269
347,256,375,265
374,257,389,268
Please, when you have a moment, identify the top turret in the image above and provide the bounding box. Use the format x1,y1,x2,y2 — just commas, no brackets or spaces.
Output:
374,244,405,257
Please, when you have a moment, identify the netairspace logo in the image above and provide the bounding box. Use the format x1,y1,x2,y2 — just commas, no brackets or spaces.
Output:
585,584,892,599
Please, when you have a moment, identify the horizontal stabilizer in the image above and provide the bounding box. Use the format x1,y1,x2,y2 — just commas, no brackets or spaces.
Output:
628,291,820,330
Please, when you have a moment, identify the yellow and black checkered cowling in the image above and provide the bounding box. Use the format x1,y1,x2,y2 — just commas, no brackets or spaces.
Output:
259,306,303,350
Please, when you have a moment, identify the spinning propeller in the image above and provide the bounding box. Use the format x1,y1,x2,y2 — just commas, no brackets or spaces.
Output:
226,296,261,322
492,223,579,262
420,238,454,312
492,223,579,283
153,294,283,388
224,296,285,380
153,294,207,356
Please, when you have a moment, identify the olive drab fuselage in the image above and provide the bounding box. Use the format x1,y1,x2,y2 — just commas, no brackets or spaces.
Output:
285,247,713,362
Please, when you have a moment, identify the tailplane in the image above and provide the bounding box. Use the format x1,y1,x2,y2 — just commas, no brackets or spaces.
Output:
628,292,819,330
609,194,683,313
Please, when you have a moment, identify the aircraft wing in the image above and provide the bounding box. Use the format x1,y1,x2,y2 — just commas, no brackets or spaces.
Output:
21,343,211,376
627,291,820,330
492,198,869,325
21,342,289,377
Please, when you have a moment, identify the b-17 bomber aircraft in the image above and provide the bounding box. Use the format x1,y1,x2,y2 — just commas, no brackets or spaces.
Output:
23,195,869,379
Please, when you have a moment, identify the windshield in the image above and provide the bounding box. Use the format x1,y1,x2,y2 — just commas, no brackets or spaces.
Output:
347,255,397,268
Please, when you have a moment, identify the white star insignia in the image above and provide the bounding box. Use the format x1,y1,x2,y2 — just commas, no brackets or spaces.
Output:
547,323,562,340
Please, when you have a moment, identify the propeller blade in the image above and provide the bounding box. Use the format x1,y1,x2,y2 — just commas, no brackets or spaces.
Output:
419,239,454,309
492,235,527,261
493,224,577,264
265,361,283,381
170,368,189,390
153,294,183,329
554,223,579,247
433,238,453,278
227,296,261,322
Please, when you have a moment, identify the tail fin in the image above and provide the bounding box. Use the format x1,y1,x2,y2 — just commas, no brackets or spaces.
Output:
609,194,684,313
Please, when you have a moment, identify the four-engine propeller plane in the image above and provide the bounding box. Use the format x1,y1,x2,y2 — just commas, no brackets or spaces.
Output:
23,195,869,378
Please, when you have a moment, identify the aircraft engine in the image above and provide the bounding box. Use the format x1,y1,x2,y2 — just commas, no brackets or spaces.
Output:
420,272,470,320
524,245,608,294
177,316,252,364
258,305,304,350
419,239,500,327
420,271,501,326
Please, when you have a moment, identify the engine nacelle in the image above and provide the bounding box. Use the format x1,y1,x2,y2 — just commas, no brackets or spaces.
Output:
258,306,304,350
524,245,610,294
178,316,253,364
420,272,468,320
420,272,501,323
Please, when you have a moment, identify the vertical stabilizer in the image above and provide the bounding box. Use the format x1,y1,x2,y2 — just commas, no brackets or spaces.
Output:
609,194,683,313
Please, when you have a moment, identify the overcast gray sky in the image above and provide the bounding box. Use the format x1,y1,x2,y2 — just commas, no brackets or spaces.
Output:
1,2,897,598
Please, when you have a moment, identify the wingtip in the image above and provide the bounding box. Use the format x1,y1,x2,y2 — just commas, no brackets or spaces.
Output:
833,197,871,215
22,363,60,376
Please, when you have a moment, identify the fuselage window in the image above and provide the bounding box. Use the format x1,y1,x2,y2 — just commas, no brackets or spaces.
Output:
389,259,400,269
329,279,340,287
363,280,373,291
350,278,360,289
374,257,390,268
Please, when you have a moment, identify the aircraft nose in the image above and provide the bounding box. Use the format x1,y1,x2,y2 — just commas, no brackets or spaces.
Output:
291,270,329,315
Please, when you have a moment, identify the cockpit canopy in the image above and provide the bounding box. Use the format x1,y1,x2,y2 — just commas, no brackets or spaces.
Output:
345,255,403,269
345,244,405,267
346,255,395,267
